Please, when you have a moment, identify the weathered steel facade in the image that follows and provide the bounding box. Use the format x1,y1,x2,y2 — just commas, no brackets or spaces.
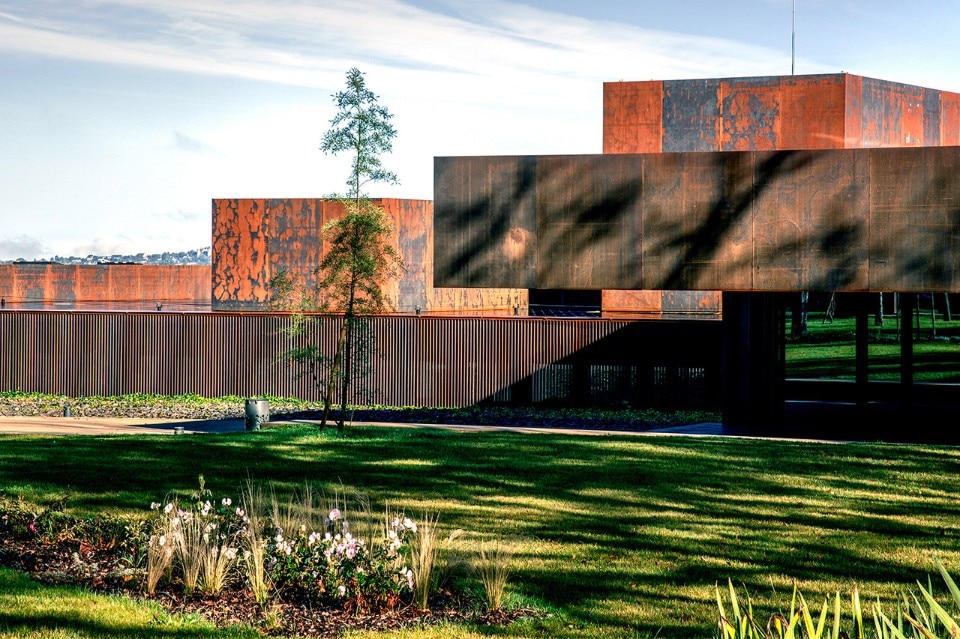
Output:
435,73,960,428
212,198,527,315
599,73,960,315
0,311,720,409
0,264,210,312
604,73,960,153
435,146,960,294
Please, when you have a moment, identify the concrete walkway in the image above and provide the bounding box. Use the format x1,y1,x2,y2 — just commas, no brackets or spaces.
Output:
0,415,734,438
0,416,246,436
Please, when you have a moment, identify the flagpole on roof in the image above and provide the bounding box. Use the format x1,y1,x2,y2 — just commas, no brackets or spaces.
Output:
791,0,796,75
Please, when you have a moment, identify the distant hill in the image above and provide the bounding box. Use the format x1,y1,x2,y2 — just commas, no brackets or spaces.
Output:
2,247,211,266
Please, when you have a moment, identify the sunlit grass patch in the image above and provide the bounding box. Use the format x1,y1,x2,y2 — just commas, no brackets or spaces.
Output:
0,566,258,638
3,423,960,637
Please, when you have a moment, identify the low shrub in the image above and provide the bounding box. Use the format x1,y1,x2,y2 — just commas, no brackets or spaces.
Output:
142,479,420,612
2,480,517,620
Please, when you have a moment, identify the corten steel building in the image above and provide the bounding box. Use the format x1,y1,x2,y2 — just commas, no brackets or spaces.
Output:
212,197,527,315
434,72,960,429
0,263,210,312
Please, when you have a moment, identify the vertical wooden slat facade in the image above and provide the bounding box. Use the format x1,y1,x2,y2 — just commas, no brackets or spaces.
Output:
0,311,720,409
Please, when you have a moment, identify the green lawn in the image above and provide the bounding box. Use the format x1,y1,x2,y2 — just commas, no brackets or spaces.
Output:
2,424,960,638
786,312,960,382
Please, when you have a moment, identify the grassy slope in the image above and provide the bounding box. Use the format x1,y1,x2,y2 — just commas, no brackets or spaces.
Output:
2,424,960,638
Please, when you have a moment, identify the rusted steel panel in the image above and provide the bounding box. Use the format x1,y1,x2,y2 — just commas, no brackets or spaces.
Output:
752,150,870,291
868,147,960,291
923,90,942,144
212,199,270,308
434,158,538,289
842,74,864,147
606,73,960,154
212,197,525,315
434,147,960,293
536,155,643,289
662,79,721,152
640,151,756,290
661,290,721,319
267,198,326,285
719,76,782,151
601,290,663,318
780,75,848,149
0,264,209,311
601,290,721,320
941,92,960,145
379,198,430,313
0,311,721,409
602,81,663,154
860,77,926,146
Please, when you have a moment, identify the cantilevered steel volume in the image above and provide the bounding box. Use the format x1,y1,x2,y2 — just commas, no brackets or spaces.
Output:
435,146,960,294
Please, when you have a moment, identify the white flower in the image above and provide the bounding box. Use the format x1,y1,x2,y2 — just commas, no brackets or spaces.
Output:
221,497,232,507
328,508,341,522
157,535,166,547
338,585,346,596
235,507,245,518
163,503,174,514
150,501,161,510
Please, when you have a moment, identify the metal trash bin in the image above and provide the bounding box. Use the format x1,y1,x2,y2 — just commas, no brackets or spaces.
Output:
244,398,270,431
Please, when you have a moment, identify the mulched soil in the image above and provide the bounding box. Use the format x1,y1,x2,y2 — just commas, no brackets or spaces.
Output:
0,534,541,637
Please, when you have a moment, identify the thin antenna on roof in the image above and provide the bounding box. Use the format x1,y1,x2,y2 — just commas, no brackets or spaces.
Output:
791,0,796,75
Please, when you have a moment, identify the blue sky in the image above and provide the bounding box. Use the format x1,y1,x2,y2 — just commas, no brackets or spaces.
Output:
1,0,959,260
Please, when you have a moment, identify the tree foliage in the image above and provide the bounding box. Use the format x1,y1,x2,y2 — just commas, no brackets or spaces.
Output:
272,67,404,431
321,67,398,200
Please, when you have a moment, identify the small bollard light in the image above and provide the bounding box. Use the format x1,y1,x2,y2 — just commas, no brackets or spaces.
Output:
173,426,185,435
63,405,72,417
244,398,270,431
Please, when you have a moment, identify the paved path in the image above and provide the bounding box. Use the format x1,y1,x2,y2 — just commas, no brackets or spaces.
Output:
0,415,734,438
0,416,246,436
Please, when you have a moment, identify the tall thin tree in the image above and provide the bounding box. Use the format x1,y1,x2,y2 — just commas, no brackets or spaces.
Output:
271,67,404,431
318,67,404,430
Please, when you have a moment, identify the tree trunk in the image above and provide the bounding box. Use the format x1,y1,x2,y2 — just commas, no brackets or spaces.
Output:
875,292,884,327
321,316,349,430
338,315,354,432
823,292,836,323
791,292,809,337
930,292,937,338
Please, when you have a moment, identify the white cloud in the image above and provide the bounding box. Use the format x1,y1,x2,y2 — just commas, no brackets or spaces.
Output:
0,235,48,261
0,0,911,257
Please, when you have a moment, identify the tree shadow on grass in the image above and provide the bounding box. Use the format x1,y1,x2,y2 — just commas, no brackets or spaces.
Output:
1,427,959,638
